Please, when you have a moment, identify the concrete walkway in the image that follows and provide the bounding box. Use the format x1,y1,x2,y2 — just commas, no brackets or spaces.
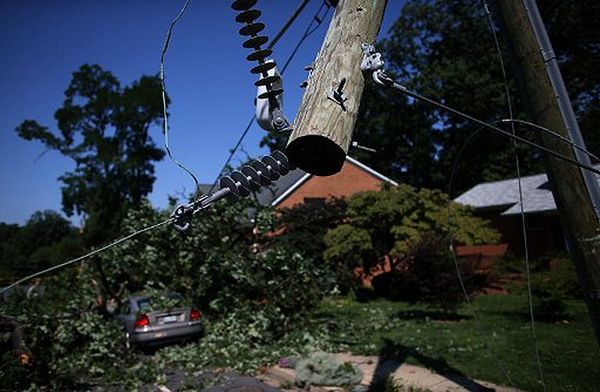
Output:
259,352,521,392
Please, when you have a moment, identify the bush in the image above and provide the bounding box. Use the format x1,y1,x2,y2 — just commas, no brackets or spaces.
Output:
530,254,582,320
324,186,498,307
371,235,478,313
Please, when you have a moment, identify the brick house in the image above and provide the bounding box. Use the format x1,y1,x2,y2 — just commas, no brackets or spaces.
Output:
454,171,573,258
251,155,398,208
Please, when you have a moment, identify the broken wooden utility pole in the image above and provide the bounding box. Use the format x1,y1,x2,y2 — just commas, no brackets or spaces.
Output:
286,0,387,176
495,0,600,345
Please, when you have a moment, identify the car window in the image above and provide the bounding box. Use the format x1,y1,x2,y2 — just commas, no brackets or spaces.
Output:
121,301,131,314
136,293,184,312
137,298,152,312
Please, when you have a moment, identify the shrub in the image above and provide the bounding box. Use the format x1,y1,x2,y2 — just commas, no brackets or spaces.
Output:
324,186,498,306
531,253,582,320
371,235,477,313
273,197,347,260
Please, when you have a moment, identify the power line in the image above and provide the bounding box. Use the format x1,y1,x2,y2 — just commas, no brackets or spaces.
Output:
481,1,547,389
268,0,311,50
160,0,201,195
501,118,600,163
280,1,330,74
384,80,600,177
0,218,174,297
209,1,332,192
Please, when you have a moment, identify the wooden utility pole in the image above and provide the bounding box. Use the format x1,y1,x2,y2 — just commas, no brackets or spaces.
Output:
495,0,600,344
286,0,387,176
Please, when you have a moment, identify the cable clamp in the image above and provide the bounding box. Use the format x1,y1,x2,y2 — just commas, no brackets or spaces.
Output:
360,43,385,73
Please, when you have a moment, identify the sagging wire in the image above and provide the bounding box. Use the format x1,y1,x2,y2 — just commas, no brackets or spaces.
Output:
446,126,517,388
208,0,332,193
360,45,600,176
159,0,201,195
361,43,522,387
0,218,174,297
501,118,600,163
481,1,547,389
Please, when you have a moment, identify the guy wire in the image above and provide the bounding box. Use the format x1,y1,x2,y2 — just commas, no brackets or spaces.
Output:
0,218,174,297
481,1,547,389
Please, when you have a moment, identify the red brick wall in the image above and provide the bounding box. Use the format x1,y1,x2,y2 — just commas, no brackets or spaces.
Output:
277,160,386,208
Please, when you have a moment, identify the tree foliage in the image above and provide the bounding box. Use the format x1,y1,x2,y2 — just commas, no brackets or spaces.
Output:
353,0,600,194
0,210,82,284
323,186,499,300
16,64,165,245
271,198,347,261
0,200,337,389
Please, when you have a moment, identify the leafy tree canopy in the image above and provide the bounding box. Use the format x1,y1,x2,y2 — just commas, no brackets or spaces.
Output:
351,0,599,194
0,210,82,284
16,64,165,245
324,185,500,267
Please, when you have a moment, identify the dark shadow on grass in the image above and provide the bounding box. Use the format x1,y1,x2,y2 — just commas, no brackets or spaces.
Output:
392,309,472,322
368,338,494,392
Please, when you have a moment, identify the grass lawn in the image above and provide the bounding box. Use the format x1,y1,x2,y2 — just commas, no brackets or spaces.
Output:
310,294,599,391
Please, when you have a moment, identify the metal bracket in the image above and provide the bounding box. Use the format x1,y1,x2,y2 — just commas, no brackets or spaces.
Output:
171,203,194,233
327,77,348,111
351,141,377,153
360,43,384,73
300,62,315,88
360,43,394,87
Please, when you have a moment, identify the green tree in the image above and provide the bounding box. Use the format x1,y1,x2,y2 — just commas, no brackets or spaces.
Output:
353,0,599,194
16,64,165,245
0,211,82,283
323,186,499,289
271,197,347,260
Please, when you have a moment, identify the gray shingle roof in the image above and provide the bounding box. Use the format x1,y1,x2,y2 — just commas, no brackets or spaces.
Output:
454,167,600,215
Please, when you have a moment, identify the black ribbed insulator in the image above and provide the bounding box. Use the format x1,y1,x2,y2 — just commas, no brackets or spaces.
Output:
246,48,272,62
250,160,273,185
258,88,284,100
272,150,294,172
261,156,281,180
231,171,251,196
243,36,269,49
218,151,292,202
232,0,286,115
254,75,280,87
235,9,261,23
231,0,257,11
250,62,277,75
241,166,262,191
239,23,265,36
219,176,241,201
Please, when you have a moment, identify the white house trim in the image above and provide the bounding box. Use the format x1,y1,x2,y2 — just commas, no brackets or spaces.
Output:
346,156,399,186
271,172,312,206
270,156,398,206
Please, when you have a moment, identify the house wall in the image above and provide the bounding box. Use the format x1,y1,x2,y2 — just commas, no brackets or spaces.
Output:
478,210,564,258
277,160,386,208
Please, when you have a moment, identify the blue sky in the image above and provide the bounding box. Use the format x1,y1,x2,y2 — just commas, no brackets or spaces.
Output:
0,0,404,226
